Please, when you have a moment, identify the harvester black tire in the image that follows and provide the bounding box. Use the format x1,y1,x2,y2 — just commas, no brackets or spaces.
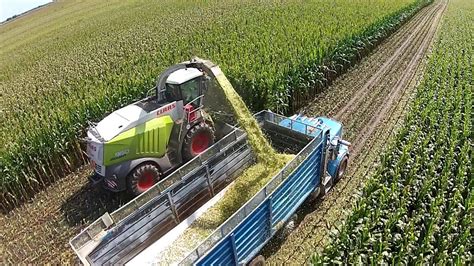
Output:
127,163,161,197
182,122,215,161
335,155,348,182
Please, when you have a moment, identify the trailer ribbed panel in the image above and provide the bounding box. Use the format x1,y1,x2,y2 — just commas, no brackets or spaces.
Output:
197,238,236,266
234,203,271,260
271,149,321,225
194,133,325,265
272,161,313,216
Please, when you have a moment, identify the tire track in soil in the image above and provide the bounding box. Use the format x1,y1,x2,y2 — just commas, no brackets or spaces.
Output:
263,1,447,264
331,3,438,121
308,1,435,119
351,2,445,155
340,0,444,147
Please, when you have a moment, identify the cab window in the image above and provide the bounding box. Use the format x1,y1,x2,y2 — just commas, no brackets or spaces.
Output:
165,83,182,102
181,78,200,105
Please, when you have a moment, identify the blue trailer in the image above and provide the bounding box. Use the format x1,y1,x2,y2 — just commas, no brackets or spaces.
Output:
179,111,350,265
70,110,349,265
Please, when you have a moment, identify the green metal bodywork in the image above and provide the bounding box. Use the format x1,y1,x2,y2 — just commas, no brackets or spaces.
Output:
103,116,174,166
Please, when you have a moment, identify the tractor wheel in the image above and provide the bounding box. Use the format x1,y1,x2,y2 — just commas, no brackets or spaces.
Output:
127,163,161,196
335,155,348,182
182,122,215,161
249,255,265,266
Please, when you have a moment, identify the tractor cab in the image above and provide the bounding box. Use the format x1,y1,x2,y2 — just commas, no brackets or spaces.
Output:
160,67,211,123
164,68,204,106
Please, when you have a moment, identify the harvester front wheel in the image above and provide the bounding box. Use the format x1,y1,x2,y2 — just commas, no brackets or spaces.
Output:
127,163,161,196
182,122,215,161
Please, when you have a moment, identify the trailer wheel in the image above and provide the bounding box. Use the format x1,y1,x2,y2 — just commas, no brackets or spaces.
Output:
335,156,348,182
249,255,265,266
127,163,161,196
182,122,215,161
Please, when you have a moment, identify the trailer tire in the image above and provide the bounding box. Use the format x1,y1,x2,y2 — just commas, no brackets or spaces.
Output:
127,163,161,197
182,122,215,161
335,155,348,182
249,255,265,266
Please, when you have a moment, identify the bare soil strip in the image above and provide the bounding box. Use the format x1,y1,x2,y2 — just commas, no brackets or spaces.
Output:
320,3,433,118
263,1,447,264
331,4,434,120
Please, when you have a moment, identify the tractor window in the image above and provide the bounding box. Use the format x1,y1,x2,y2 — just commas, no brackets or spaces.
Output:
181,79,200,105
165,83,182,102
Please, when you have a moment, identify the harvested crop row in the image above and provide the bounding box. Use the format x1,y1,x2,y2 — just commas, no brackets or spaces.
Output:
0,0,429,209
312,0,473,263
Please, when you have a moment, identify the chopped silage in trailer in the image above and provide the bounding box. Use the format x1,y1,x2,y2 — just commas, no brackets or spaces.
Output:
150,156,292,263
137,70,296,264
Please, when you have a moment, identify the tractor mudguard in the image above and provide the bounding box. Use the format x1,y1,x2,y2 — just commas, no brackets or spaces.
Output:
327,144,350,179
101,155,173,192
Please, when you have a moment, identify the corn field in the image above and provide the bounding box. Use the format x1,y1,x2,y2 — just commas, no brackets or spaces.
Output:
0,0,429,209
312,0,473,263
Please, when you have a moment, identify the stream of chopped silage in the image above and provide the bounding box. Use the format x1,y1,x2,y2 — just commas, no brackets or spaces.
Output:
147,73,296,263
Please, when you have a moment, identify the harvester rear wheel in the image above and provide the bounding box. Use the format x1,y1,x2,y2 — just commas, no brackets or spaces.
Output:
182,122,215,161
127,163,161,196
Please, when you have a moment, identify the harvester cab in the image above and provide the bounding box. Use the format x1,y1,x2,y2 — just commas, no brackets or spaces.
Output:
86,58,225,196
